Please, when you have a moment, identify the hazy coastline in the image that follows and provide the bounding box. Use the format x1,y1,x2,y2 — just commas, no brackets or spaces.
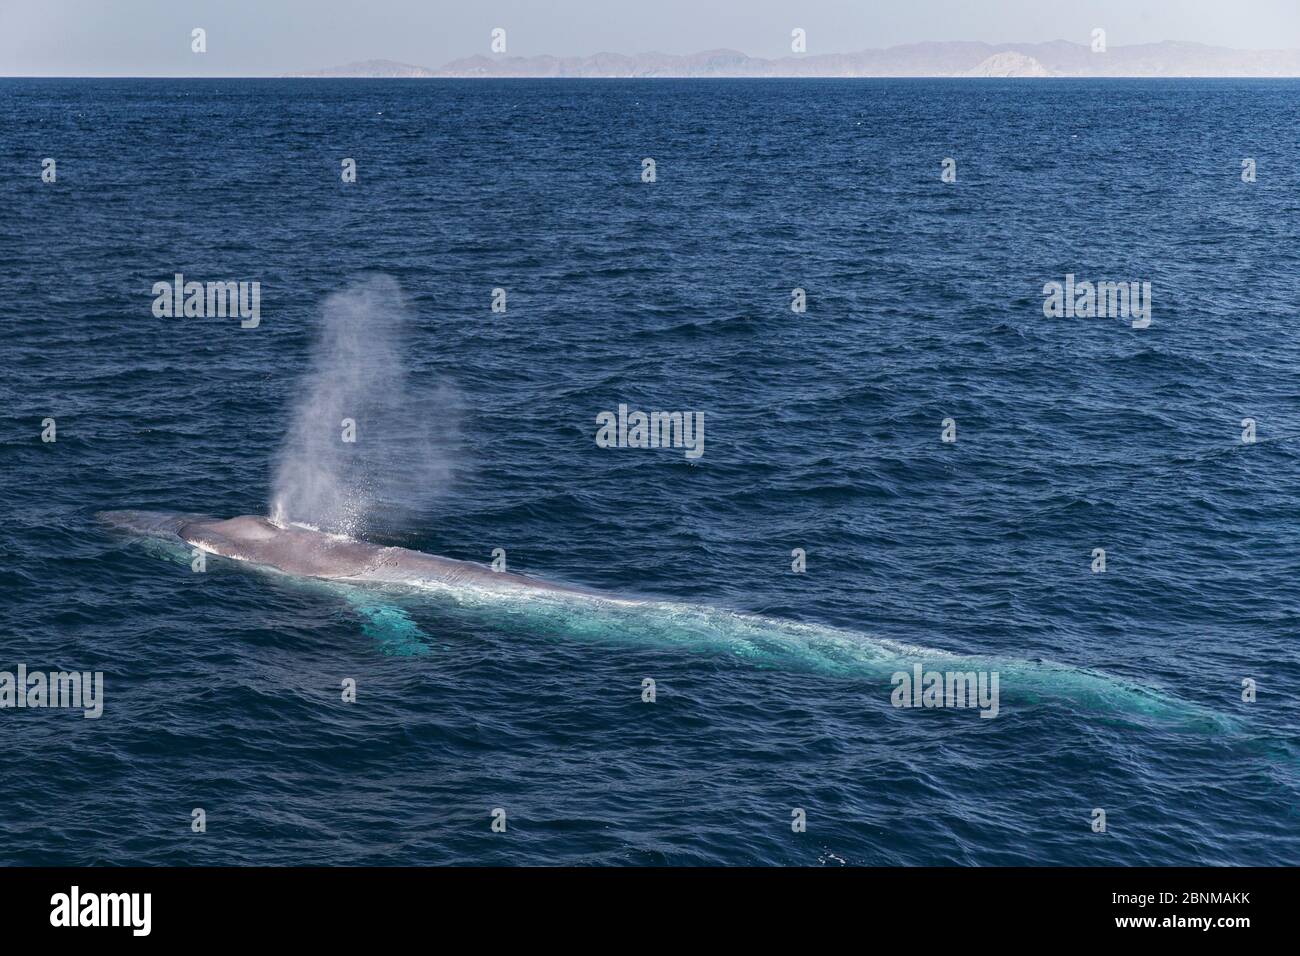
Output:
290,40,1300,78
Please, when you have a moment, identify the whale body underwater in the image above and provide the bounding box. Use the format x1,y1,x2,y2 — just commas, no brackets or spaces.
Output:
97,509,1224,725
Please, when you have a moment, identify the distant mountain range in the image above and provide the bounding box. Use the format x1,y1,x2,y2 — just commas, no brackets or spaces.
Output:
292,41,1300,78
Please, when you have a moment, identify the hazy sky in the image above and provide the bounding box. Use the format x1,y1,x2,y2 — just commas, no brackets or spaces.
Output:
3,0,1299,76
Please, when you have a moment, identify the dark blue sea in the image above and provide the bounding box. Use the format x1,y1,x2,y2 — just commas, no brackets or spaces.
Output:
2,78,1298,866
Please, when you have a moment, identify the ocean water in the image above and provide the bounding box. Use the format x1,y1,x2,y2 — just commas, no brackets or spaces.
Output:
1,78,1298,866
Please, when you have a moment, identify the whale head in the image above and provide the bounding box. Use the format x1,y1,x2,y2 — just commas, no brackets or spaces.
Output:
176,515,383,579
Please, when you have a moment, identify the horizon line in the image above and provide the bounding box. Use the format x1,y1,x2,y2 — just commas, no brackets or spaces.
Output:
8,74,1300,80
12,37,1300,80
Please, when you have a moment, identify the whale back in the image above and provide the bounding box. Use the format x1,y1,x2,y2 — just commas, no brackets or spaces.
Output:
102,510,604,596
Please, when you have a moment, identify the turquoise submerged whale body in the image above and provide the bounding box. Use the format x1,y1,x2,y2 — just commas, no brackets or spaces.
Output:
98,509,1223,727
